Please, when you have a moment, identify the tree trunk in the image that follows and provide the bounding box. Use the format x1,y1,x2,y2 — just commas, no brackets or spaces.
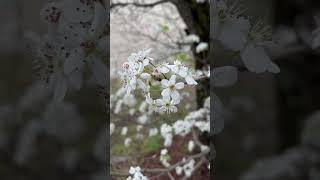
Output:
173,0,210,107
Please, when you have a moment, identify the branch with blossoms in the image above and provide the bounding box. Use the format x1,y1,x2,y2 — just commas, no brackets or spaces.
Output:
120,49,200,114
26,0,109,102
111,149,209,178
111,85,211,179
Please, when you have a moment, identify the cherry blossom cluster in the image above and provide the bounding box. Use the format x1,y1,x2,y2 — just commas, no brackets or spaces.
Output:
127,166,148,180
28,0,108,101
110,94,210,178
160,97,210,148
214,0,280,73
120,49,198,114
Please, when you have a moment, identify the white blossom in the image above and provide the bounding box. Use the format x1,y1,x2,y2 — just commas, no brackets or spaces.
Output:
149,128,159,137
127,166,148,180
161,75,184,101
110,123,115,135
155,96,180,114
124,138,132,147
196,42,208,53
121,127,128,136
184,34,200,43
188,141,195,152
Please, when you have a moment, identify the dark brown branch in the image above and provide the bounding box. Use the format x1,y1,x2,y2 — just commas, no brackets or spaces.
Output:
110,0,171,9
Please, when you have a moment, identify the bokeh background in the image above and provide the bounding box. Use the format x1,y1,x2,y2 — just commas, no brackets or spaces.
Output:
0,0,108,179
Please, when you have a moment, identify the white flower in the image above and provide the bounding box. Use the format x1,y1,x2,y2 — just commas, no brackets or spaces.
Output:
136,125,143,132
129,108,136,116
137,114,148,125
168,61,187,76
155,96,180,114
163,136,173,147
156,63,170,74
161,124,173,147
121,127,128,136
124,138,132,147
60,1,108,86
139,101,148,113
240,43,280,73
196,42,208,53
161,124,172,136
145,93,159,113
36,0,109,101
160,149,170,167
176,166,183,175
200,145,209,152
123,63,151,94
183,159,195,177
161,149,168,155
215,1,280,74
188,141,195,152
110,123,115,135
149,128,158,137
127,49,152,67
123,94,137,107
181,70,198,86
184,34,200,43
161,75,184,100
114,100,123,114
129,166,141,175
195,121,210,132
173,120,193,136
128,166,148,180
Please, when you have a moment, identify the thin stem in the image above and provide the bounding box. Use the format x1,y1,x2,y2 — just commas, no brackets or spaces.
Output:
149,61,168,79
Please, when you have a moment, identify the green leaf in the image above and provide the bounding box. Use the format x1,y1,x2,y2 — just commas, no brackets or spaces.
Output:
175,53,190,62
162,25,169,33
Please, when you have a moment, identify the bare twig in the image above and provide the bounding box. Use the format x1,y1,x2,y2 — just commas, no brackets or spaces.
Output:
111,0,171,9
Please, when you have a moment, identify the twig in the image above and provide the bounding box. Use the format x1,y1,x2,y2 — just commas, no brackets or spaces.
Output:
111,0,171,9
111,150,209,177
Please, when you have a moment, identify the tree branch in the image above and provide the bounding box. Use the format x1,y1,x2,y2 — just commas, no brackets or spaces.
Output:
111,0,171,9
111,149,209,177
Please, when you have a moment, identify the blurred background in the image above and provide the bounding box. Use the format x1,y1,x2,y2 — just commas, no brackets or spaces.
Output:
0,0,108,179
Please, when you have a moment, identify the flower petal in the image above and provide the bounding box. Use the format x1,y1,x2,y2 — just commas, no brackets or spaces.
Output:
171,90,180,102
240,44,270,73
161,88,171,98
141,73,151,79
155,99,165,106
161,79,169,88
89,1,108,38
169,75,176,84
175,82,184,90
185,75,198,85
170,106,177,113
